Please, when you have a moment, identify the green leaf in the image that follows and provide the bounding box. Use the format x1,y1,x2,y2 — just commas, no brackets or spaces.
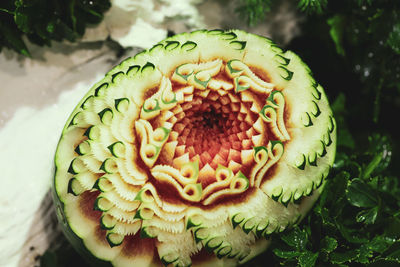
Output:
53,20,77,42
14,7,30,33
356,207,378,224
330,94,355,149
338,128,356,150
379,176,400,197
382,242,400,263
324,171,349,200
69,0,77,31
356,244,374,264
330,93,346,117
0,0,111,55
47,21,55,34
330,250,359,264
272,249,302,259
280,227,308,251
33,23,52,46
298,251,318,267
321,236,338,253
384,218,400,240
346,178,378,208
387,23,400,55
314,206,335,229
0,7,14,14
335,219,369,244
235,0,273,26
365,134,392,175
0,21,30,56
327,15,346,56
368,259,400,267
298,0,327,14
368,236,395,253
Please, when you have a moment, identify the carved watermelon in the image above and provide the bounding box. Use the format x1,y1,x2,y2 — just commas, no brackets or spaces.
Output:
53,29,336,267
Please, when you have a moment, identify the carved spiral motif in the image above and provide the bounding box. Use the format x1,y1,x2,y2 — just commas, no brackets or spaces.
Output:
54,30,336,267
132,59,287,205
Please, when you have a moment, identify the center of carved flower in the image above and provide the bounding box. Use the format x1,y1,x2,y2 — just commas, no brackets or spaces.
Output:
135,59,289,205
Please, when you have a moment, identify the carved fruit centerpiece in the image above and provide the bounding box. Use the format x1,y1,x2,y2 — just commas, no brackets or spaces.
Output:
53,29,336,267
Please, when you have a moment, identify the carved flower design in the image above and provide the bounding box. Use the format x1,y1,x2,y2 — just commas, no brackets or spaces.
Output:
54,29,336,267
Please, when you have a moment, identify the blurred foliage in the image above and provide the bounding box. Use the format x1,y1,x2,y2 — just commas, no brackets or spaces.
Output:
0,0,110,56
236,0,328,26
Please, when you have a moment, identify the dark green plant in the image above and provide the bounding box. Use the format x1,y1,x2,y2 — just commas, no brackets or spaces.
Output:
0,0,110,56
236,0,328,26
268,110,399,266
